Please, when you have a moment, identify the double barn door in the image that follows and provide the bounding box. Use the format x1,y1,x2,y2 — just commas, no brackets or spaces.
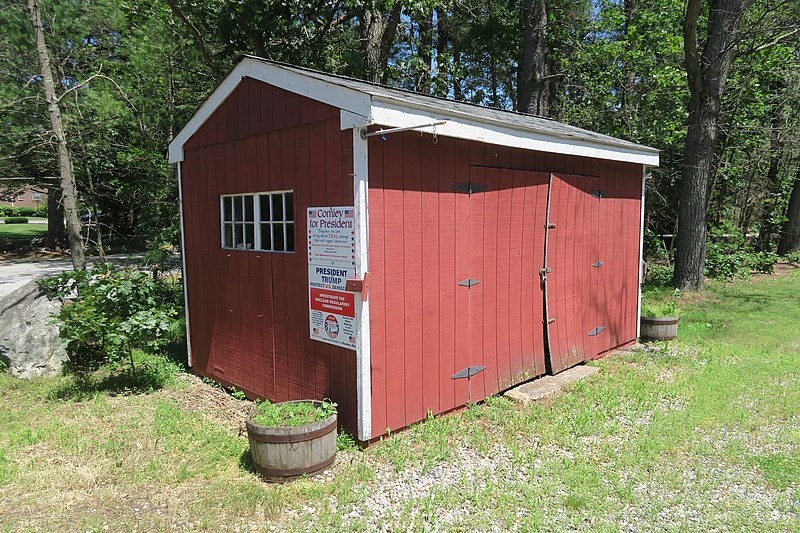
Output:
453,169,627,391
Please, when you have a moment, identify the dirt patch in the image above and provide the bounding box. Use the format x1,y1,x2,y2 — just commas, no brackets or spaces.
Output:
752,261,800,283
155,373,252,437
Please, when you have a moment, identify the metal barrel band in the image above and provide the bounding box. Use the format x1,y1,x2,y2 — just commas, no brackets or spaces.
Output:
253,455,336,481
247,419,336,444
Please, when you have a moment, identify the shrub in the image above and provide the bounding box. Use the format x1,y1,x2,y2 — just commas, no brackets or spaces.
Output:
784,250,800,263
640,288,680,317
0,206,17,217
645,262,674,287
38,264,185,373
706,245,779,280
34,204,48,217
3,217,29,224
250,399,337,427
16,207,36,217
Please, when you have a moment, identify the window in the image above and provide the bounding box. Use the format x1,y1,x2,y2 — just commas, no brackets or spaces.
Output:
221,191,294,252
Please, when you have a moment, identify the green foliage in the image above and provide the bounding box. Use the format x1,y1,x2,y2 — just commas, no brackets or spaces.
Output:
645,262,674,287
229,388,247,401
250,399,337,427
3,217,29,224
0,206,39,217
783,250,800,263
640,288,680,317
37,264,185,372
34,203,47,217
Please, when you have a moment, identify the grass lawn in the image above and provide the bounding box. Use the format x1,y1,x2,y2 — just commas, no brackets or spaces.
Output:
1,271,798,530
0,222,47,245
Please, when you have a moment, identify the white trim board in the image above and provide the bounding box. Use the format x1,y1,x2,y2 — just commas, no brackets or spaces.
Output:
352,128,372,441
177,163,192,367
169,57,659,167
369,100,660,166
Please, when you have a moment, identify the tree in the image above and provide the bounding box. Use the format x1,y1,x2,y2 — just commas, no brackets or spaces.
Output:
518,0,551,115
778,169,800,255
26,0,85,269
673,0,754,290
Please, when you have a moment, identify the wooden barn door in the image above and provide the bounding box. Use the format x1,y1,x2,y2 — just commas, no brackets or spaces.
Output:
458,167,549,397
543,173,608,374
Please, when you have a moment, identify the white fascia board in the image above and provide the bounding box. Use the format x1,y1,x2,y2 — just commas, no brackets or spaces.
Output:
168,58,372,163
637,168,647,339
177,163,192,367
352,128,372,441
370,99,660,167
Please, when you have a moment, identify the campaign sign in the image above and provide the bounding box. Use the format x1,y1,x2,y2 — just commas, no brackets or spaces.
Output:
307,206,356,269
307,207,358,350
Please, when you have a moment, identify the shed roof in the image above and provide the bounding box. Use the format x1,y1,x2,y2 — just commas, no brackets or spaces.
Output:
169,55,659,166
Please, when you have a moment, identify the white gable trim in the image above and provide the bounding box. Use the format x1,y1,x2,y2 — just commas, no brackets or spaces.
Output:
168,58,371,163
369,99,660,166
169,57,659,167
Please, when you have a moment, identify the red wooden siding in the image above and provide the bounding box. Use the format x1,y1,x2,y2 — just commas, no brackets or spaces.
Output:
368,133,642,439
180,80,358,434
544,172,643,371
184,77,339,151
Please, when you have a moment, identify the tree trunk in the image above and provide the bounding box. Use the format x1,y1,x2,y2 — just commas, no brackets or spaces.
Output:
755,96,785,252
673,0,751,290
362,3,401,84
415,10,433,93
518,0,549,115
45,186,66,249
26,0,85,270
778,168,800,255
433,7,450,97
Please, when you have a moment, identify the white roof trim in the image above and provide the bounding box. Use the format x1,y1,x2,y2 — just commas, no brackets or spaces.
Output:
369,99,660,166
168,58,371,163
169,58,659,167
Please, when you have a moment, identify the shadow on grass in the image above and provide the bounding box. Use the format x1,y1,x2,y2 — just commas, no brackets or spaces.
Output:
49,341,188,401
239,448,257,475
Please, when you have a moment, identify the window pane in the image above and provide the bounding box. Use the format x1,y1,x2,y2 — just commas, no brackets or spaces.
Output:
272,194,283,221
245,223,255,249
223,197,233,221
234,196,243,221
285,192,294,222
285,222,294,252
261,223,272,250
224,223,233,248
259,195,270,222
244,195,254,222
235,223,244,247
273,223,285,251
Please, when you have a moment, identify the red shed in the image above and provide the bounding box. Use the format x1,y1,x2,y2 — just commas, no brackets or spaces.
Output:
168,56,659,441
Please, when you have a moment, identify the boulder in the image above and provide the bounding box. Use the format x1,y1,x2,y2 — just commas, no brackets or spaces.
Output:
0,280,67,378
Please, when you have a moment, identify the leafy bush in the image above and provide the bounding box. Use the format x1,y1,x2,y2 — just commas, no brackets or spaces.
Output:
0,205,17,217
38,264,185,372
784,250,800,263
34,204,48,217
706,244,778,280
645,262,674,287
3,217,29,224
250,399,337,427
641,288,680,317
16,207,36,217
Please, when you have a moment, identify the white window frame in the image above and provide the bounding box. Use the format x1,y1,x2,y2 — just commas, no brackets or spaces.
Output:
220,190,294,253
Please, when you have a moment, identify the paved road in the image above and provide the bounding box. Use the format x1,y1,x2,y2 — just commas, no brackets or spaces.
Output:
0,258,75,298
0,254,151,299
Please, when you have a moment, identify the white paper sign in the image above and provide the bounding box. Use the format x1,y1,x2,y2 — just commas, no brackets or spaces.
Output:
307,207,357,350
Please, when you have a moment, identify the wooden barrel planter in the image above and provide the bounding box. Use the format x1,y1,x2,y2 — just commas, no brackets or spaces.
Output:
640,316,679,341
245,400,337,482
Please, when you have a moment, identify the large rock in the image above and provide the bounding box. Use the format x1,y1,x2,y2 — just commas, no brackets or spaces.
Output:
0,280,67,378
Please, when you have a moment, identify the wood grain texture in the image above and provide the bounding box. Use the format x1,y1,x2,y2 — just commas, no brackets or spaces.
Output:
181,80,356,434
